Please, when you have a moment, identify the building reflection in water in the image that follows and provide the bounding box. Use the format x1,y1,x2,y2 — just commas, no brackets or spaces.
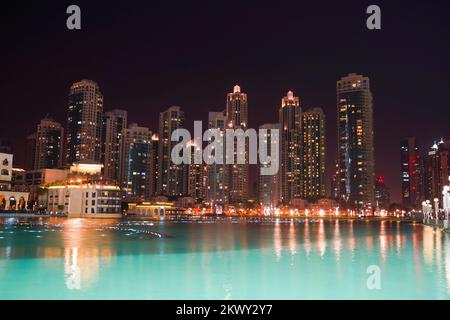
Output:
411,223,422,283
445,239,450,292
303,221,311,257
333,220,342,261
348,220,355,259
65,247,81,290
379,220,387,263
60,219,114,290
316,220,326,257
365,221,374,255
273,219,282,260
423,226,435,266
3,218,450,298
288,220,297,258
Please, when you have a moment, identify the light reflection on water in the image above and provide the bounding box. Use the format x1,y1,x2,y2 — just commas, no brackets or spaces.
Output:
0,217,449,299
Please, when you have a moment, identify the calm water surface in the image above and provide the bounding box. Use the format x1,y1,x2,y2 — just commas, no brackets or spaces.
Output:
0,217,449,299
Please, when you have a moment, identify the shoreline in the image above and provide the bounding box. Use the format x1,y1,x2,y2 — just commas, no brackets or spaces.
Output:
0,212,421,223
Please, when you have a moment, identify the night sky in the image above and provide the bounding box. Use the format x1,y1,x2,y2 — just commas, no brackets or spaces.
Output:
2,0,450,202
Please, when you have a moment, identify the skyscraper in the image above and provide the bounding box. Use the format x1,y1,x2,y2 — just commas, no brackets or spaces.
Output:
226,85,249,204
206,111,228,210
375,176,390,210
119,123,152,201
103,109,127,182
258,123,280,207
400,136,420,208
301,108,326,201
157,106,185,196
337,73,375,209
422,139,450,201
187,140,205,202
33,118,64,170
279,90,302,204
330,160,339,200
150,134,159,197
66,79,104,165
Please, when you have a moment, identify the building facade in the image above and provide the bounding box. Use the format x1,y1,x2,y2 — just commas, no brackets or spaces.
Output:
48,184,121,218
150,134,159,197
102,109,127,182
187,140,206,202
66,80,104,165
422,140,450,201
33,118,64,170
375,176,390,210
258,123,281,207
301,108,326,201
119,123,152,201
279,90,302,204
0,153,13,190
336,73,375,209
226,85,249,204
157,106,186,196
400,136,420,208
206,111,228,211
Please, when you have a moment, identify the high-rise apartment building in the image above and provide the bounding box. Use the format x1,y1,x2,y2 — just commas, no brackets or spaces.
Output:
226,85,249,204
336,73,375,209
119,123,152,201
66,79,104,166
375,176,390,210
258,123,281,207
400,136,420,208
301,108,326,201
422,139,450,201
279,90,302,204
103,109,127,182
157,106,185,196
33,118,64,170
206,111,228,210
187,140,205,202
150,134,159,197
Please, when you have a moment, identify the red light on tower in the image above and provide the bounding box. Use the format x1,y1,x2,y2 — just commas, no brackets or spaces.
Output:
376,176,384,185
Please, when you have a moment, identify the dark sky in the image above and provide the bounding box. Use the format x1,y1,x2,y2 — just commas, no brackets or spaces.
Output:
1,0,450,202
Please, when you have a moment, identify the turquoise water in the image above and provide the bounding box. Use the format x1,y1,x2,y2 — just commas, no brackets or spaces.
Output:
0,217,449,299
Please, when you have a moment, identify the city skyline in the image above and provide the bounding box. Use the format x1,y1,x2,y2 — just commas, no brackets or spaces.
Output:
4,77,450,205
2,1,450,203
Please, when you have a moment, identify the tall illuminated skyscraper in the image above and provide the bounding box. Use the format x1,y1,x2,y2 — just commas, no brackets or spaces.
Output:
103,109,127,182
400,136,420,208
119,123,152,201
206,111,228,209
258,123,281,207
150,134,159,197
187,140,205,202
301,108,326,200
337,73,375,209
226,85,249,204
279,90,302,204
66,79,104,165
33,118,64,170
157,106,185,196
422,139,450,201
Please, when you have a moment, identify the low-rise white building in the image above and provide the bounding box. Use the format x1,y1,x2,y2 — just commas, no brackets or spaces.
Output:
0,153,13,190
48,184,121,218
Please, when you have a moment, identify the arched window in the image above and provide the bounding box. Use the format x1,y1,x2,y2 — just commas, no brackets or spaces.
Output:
2,159,8,166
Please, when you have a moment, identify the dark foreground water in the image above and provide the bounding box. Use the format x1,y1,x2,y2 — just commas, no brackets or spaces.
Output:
0,217,449,299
